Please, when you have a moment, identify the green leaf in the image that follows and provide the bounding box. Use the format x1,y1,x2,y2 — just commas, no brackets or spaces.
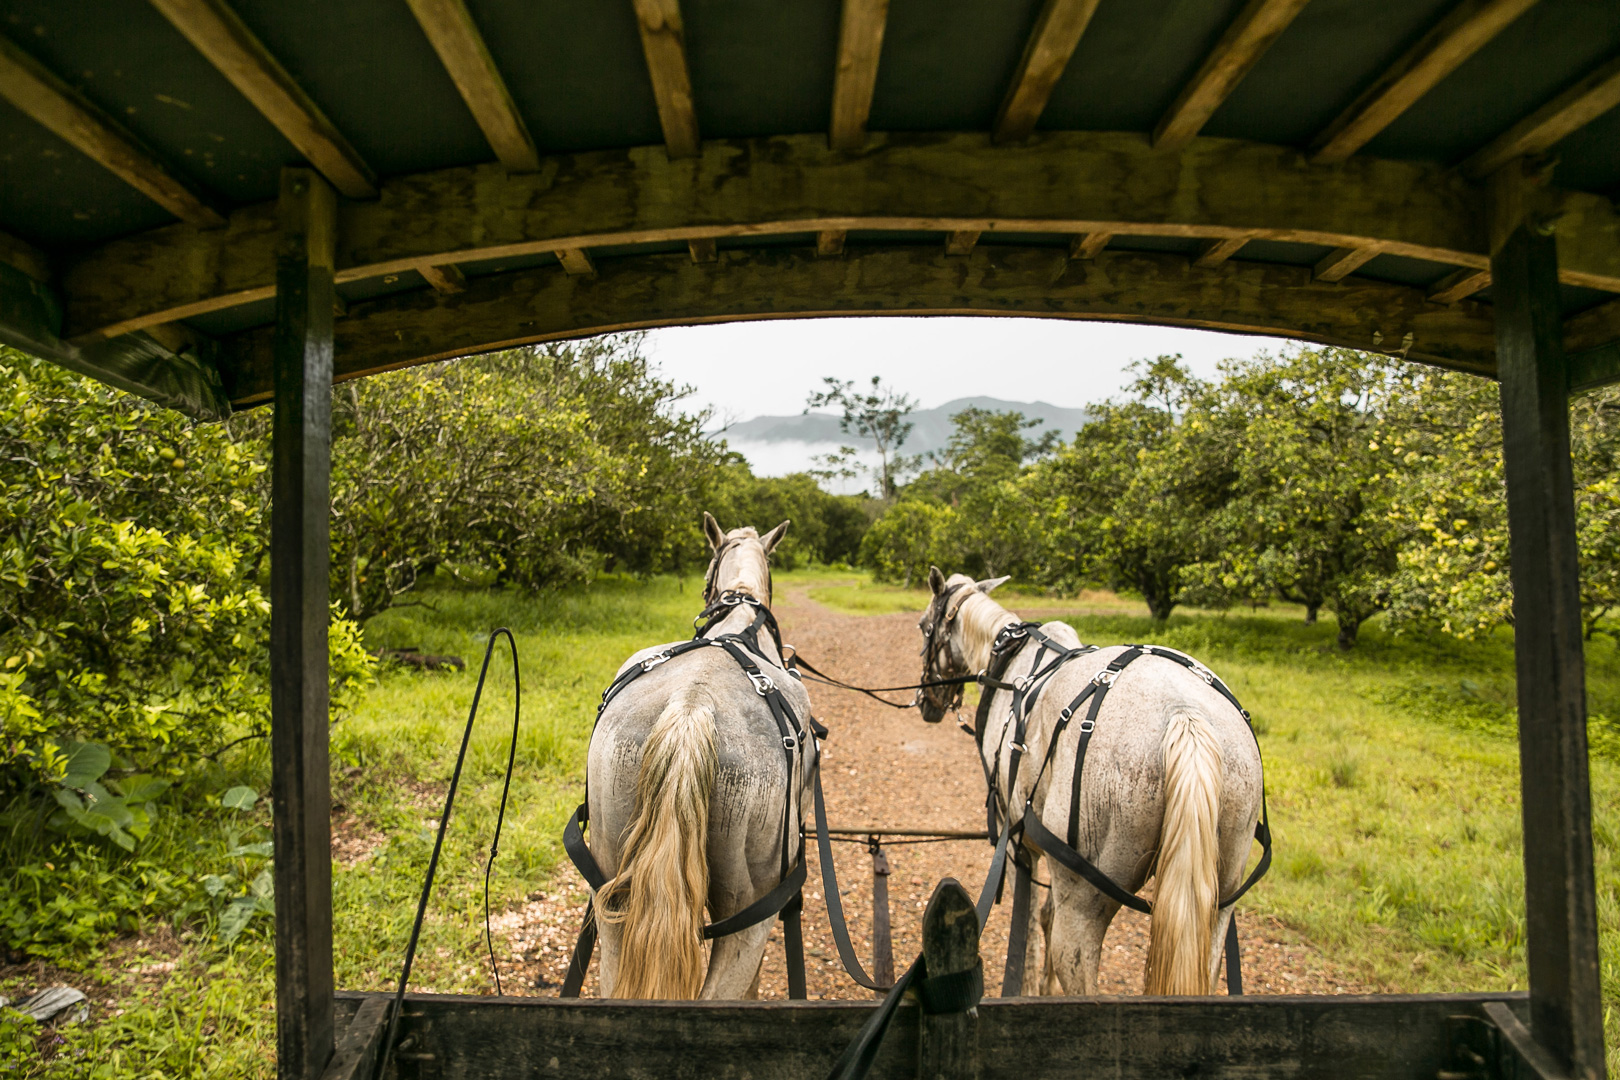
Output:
201,874,231,897
227,841,274,858
219,897,258,944
221,786,258,811
117,774,170,804
59,740,111,788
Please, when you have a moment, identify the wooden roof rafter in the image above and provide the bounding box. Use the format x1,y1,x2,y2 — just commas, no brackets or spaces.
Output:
1153,0,1313,151
0,33,225,227
828,0,889,152
147,0,378,198
1312,0,1542,164
992,0,1104,144
1463,52,1620,178
630,0,700,158
404,0,540,173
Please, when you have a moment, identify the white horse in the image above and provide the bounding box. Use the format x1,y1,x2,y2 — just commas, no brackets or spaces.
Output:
585,513,814,998
916,568,1264,996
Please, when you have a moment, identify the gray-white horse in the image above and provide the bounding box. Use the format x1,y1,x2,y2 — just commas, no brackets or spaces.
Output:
916,568,1264,996
585,513,814,998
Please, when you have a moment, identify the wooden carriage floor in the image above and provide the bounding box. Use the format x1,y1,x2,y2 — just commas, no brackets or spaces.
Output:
488,586,1369,1000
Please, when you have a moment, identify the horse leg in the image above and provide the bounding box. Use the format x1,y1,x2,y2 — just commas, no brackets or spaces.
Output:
1016,850,1046,996
1038,885,1060,996
1208,906,1234,991
701,922,773,999
1045,878,1116,995
593,900,623,998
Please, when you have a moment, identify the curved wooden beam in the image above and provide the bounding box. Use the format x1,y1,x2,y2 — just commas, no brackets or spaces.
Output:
58,132,1620,341
216,245,1500,406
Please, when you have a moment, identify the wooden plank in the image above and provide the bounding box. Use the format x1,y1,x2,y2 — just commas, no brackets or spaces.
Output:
1463,53,1620,179
1311,0,1541,164
1566,299,1620,387
817,229,847,257
0,33,224,226
1313,244,1380,282
148,0,377,198
1489,167,1607,1080
1427,266,1491,303
319,996,390,1080
554,248,594,276
72,132,1609,341
1481,1001,1572,1080
0,264,229,419
1195,236,1250,268
217,246,1503,406
270,166,337,1080
945,230,980,256
404,0,539,172
992,0,1104,143
917,880,981,1079
630,0,699,158
332,989,1529,1080
416,262,466,294
1069,232,1111,260
1153,0,1313,151
688,236,716,262
0,229,51,284
829,0,888,152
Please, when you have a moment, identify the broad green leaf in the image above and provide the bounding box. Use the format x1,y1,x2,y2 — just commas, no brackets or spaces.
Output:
221,786,258,811
59,741,111,788
227,841,274,858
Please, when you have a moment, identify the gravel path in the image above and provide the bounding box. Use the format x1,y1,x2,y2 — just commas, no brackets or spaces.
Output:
497,586,1369,999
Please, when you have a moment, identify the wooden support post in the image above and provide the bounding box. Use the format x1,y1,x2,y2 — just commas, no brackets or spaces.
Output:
1490,165,1607,1080
688,237,717,263
817,229,848,257
271,166,337,1080
1068,232,1110,260
917,879,981,1080
869,839,894,991
945,230,980,257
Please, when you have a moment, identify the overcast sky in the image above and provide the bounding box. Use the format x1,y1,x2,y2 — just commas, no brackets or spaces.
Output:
642,317,1300,424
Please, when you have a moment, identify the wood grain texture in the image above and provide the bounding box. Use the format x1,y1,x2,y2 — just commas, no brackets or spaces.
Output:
1196,236,1251,267
148,0,377,198
817,229,847,257
0,229,51,284
554,248,594,276
1565,297,1620,358
993,0,1103,143
1153,0,1312,151
64,132,1530,339
630,0,699,158
269,166,336,1080
416,262,466,294
0,33,223,226
217,245,1502,405
404,0,539,172
1069,232,1112,259
829,0,888,151
687,236,716,262
1463,53,1620,179
1491,210,1608,1080
917,881,981,1080
1427,266,1491,303
336,989,1528,1080
319,996,389,1080
1311,0,1541,164
1313,244,1381,282
945,230,980,256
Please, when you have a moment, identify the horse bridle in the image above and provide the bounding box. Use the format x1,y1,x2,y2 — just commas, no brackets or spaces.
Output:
703,535,773,609
916,582,971,717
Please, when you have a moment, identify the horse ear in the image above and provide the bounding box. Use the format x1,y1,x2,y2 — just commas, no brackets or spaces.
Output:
702,511,725,550
975,575,1011,594
759,520,790,554
928,566,947,595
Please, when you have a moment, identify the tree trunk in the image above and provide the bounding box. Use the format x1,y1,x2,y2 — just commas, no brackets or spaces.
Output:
1305,604,1319,625
1336,615,1360,650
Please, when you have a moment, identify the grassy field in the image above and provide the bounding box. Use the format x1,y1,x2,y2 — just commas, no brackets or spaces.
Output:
6,569,1617,1074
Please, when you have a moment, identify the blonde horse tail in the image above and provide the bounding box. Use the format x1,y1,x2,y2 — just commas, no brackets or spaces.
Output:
1146,709,1224,995
599,686,717,999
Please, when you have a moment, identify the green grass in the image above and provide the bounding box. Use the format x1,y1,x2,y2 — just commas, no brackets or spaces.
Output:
9,569,1618,1074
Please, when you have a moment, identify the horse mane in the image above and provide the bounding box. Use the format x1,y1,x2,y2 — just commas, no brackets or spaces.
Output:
951,584,1019,672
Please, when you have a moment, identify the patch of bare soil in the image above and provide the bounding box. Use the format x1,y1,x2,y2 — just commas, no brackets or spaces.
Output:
498,587,1370,999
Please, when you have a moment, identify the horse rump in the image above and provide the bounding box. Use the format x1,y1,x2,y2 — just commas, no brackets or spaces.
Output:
597,686,717,998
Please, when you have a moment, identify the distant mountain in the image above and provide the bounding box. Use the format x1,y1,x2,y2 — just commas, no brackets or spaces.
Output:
721,397,1091,459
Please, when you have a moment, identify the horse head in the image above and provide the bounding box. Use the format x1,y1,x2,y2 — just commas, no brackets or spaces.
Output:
701,511,789,606
916,566,1010,723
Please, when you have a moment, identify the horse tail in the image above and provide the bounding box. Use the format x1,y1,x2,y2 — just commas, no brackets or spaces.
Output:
599,685,717,999
1146,708,1224,995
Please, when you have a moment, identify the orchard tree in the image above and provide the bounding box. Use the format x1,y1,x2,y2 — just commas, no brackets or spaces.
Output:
910,406,1059,505
1183,347,1404,647
806,376,920,498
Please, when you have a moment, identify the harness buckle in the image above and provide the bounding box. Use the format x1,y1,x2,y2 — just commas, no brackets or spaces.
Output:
1078,718,1096,734
782,734,798,751
1192,665,1215,685
1009,740,1028,754
641,651,672,673
1092,668,1119,687
748,670,775,696
1014,675,1034,692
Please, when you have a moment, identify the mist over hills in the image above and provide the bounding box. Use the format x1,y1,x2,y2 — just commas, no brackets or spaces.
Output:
720,397,1091,460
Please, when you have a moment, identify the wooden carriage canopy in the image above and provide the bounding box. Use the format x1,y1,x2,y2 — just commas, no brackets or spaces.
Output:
1,0,1615,1078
